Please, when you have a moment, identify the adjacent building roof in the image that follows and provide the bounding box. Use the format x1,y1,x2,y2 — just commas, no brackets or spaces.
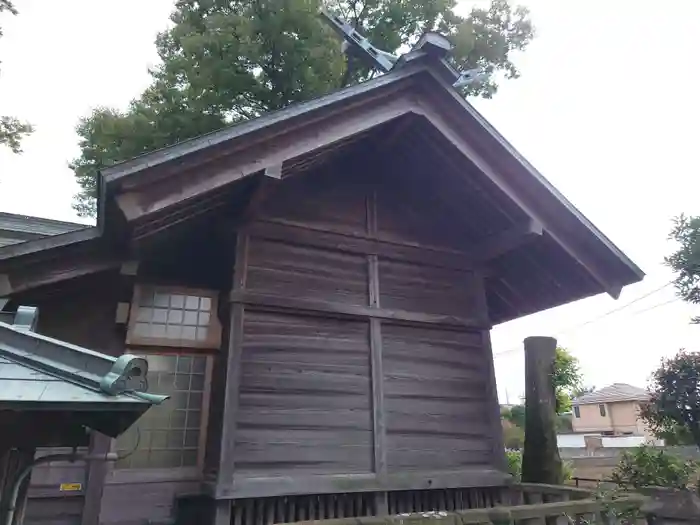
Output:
0,212,87,248
573,383,649,405
0,305,167,437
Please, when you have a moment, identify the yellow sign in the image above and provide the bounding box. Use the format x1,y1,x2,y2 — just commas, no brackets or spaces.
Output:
59,483,82,492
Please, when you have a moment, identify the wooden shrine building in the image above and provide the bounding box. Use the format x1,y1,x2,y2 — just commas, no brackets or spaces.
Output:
0,33,643,525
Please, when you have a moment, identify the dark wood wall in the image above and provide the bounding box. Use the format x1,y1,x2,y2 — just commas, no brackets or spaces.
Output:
219,165,505,500
10,157,505,524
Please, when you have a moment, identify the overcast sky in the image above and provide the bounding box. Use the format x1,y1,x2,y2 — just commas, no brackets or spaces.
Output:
1,0,698,402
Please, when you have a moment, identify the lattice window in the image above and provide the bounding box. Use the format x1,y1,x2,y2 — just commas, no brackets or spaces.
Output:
127,285,221,349
115,354,210,469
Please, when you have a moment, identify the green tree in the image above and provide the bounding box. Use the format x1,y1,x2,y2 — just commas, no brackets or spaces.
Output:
666,214,700,323
70,0,534,216
0,0,32,153
640,350,700,450
553,346,582,414
501,404,526,429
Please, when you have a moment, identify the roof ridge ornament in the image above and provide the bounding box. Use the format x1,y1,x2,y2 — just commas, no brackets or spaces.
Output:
319,7,486,89
99,354,151,396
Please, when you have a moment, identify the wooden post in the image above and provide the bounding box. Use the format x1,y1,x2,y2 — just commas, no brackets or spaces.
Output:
81,432,112,525
521,336,563,485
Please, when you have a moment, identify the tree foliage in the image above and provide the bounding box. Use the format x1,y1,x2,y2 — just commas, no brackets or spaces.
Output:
611,445,698,490
640,350,700,450
666,214,700,323
553,346,582,414
502,419,525,450
69,0,534,216
501,404,526,429
0,0,33,153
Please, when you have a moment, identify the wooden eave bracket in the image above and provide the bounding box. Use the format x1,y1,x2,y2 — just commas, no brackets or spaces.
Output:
264,164,282,179
467,219,544,264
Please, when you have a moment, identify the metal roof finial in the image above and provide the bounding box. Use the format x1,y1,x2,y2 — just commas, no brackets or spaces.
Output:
319,7,486,89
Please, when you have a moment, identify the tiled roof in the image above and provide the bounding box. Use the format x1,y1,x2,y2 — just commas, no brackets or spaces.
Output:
573,383,649,405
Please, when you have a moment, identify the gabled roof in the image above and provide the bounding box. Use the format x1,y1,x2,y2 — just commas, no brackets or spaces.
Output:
0,42,644,322
0,306,167,436
0,211,87,248
573,383,649,405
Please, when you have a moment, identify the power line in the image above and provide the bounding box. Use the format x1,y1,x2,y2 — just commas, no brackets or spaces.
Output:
553,281,674,337
493,280,675,358
628,296,681,316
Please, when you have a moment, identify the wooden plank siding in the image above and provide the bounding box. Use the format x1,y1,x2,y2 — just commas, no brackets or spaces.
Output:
219,166,506,500
234,311,373,476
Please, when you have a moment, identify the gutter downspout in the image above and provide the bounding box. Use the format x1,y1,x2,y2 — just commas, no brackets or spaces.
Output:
4,451,118,525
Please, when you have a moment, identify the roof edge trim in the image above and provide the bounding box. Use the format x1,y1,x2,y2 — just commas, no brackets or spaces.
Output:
102,64,427,183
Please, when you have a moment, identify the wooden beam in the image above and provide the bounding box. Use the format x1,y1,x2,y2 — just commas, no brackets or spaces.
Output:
114,97,415,223
473,272,508,474
466,219,544,263
239,175,282,226
217,233,249,488
229,290,489,330
1,257,121,296
215,469,510,499
366,189,388,514
246,220,481,272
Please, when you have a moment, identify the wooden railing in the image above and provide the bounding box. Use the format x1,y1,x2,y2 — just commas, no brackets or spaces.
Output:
195,484,648,525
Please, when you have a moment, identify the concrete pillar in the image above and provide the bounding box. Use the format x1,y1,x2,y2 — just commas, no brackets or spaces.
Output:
521,336,564,484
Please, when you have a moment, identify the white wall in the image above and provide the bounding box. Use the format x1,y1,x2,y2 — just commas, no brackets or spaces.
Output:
557,434,664,448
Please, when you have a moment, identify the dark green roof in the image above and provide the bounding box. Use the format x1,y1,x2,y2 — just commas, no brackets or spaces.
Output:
0,306,167,409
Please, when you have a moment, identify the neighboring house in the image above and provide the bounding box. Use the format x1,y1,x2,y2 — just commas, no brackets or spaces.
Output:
572,383,651,436
0,212,86,247
0,35,643,525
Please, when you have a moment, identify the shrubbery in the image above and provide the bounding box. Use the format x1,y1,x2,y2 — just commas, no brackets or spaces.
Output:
611,445,699,490
506,450,572,483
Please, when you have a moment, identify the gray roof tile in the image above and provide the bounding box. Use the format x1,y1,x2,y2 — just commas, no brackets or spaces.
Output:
573,383,649,405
